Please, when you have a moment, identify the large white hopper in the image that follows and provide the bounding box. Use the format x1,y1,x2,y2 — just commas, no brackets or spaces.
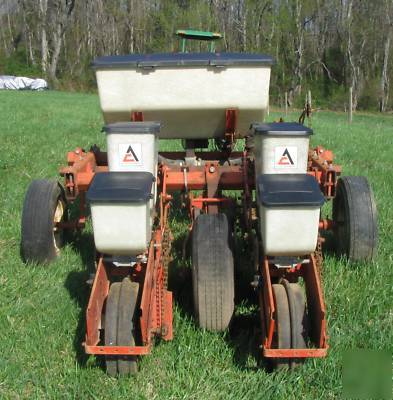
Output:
93,53,273,139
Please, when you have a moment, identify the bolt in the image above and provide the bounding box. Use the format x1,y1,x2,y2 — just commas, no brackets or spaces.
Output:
209,166,215,173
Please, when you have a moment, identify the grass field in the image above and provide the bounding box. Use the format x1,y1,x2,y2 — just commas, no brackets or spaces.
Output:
0,90,392,399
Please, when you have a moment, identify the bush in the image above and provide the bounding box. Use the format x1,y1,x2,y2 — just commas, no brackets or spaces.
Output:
0,49,43,78
358,78,380,111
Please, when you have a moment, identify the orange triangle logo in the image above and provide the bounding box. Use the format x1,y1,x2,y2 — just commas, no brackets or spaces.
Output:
122,145,139,163
278,148,294,165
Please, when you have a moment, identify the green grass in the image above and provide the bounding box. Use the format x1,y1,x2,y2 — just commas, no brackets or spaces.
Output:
0,91,392,399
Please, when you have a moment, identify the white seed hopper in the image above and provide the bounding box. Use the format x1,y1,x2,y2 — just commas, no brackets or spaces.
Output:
93,53,273,139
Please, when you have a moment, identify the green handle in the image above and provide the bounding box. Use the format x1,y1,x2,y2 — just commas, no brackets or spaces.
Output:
176,29,222,53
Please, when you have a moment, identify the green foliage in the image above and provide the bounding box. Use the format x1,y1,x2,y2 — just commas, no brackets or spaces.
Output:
1,49,42,78
0,91,392,399
358,78,381,111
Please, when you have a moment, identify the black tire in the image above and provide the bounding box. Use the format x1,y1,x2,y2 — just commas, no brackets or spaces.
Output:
21,179,67,264
117,278,139,376
192,213,234,331
282,281,308,350
105,282,121,377
105,279,139,377
272,284,291,369
333,176,378,262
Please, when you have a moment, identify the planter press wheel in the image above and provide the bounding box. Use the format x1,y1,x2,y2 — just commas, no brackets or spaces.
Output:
271,284,291,369
21,179,67,264
333,176,378,262
191,213,234,331
105,277,140,377
271,281,309,369
282,280,309,368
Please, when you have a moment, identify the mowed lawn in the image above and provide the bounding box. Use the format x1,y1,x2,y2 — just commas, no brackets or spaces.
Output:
0,90,392,399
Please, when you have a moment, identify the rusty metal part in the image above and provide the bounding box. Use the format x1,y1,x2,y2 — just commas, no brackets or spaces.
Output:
131,111,144,121
319,219,334,231
163,164,248,192
159,151,243,162
307,146,341,198
205,162,220,214
60,148,98,199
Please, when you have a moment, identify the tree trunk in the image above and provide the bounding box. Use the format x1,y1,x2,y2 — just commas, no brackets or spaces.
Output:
379,35,390,112
39,0,48,74
48,20,63,83
290,0,304,101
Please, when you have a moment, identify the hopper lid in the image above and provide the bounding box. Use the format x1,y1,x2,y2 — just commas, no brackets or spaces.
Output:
251,122,313,137
103,122,161,134
87,172,154,203
92,52,274,69
257,174,324,207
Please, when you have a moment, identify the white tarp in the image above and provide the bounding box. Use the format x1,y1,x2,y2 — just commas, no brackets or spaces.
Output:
0,75,48,90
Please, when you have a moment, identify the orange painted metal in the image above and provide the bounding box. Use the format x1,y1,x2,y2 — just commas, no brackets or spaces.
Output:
224,108,238,145
308,146,341,198
191,197,233,211
319,219,334,230
131,111,144,121
85,257,110,348
160,151,243,161
263,348,327,358
83,226,173,356
260,254,328,358
139,240,156,344
164,164,246,192
85,345,151,355
60,148,97,198
162,291,173,341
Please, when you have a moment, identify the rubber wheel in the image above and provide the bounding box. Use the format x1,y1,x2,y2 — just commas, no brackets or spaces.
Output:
192,213,234,331
283,281,309,368
333,176,378,262
117,278,139,376
105,282,121,377
21,179,67,264
282,281,308,349
105,278,139,377
272,284,291,369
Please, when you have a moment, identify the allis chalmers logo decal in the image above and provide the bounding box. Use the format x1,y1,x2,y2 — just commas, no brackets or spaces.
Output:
278,148,294,165
274,146,297,168
119,143,143,166
123,145,139,162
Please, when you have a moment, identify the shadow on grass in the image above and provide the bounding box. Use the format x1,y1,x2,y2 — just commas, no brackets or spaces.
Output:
64,231,96,367
227,233,262,371
321,229,336,257
167,194,194,318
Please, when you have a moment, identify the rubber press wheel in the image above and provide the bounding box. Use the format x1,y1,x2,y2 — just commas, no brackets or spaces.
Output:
272,282,309,369
272,284,291,369
192,213,234,331
105,278,139,377
333,176,378,262
117,278,139,376
21,179,67,264
105,282,121,377
282,281,309,368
